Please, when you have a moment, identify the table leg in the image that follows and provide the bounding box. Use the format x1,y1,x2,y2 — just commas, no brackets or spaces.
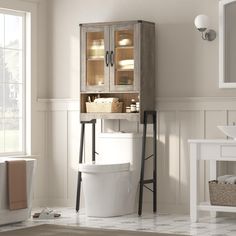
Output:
190,143,198,223
210,160,217,218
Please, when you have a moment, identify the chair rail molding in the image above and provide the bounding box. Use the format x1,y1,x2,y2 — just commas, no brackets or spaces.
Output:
37,98,80,111
156,96,236,110
37,96,236,111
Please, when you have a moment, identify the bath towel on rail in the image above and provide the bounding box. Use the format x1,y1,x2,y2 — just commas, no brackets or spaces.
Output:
6,160,27,210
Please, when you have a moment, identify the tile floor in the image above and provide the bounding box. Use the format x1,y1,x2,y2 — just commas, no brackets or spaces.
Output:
0,208,236,236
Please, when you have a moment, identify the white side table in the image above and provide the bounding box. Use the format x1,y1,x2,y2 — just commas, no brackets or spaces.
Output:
189,139,236,222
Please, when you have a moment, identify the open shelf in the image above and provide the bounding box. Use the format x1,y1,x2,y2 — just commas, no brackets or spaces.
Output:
80,93,139,121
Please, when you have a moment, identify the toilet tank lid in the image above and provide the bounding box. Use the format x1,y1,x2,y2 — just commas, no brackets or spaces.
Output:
78,162,130,173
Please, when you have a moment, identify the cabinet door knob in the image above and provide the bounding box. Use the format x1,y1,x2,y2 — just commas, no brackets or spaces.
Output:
105,51,109,66
110,51,114,67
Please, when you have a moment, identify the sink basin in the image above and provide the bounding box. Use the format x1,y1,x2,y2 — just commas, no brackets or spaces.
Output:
218,125,236,140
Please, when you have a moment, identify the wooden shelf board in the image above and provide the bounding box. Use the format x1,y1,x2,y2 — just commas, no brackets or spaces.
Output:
198,202,236,212
80,91,139,94
115,46,134,49
80,112,139,121
116,69,134,72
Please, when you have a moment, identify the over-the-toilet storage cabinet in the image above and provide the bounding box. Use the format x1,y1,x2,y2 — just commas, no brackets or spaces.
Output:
80,20,155,123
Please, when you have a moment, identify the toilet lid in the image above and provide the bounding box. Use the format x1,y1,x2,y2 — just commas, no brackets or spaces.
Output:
78,162,130,173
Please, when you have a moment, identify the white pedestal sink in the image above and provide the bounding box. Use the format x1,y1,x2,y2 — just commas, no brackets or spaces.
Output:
218,125,236,140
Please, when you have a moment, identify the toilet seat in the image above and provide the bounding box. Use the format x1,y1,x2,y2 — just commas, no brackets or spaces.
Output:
78,163,130,173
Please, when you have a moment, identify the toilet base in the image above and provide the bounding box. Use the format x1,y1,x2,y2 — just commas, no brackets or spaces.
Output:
82,171,137,217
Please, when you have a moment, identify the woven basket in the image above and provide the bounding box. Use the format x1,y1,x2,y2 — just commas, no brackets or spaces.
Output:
86,102,123,113
209,180,236,206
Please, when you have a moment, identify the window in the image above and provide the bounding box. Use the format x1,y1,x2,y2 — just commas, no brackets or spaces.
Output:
0,9,26,155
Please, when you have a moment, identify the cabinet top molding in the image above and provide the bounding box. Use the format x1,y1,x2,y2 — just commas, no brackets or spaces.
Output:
79,20,155,27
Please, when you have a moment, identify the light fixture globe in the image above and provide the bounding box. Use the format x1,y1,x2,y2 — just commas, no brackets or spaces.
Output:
194,14,209,32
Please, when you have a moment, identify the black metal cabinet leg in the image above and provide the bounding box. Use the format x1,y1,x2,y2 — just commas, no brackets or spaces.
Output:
153,112,157,213
92,121,96,163
138,111,147,216
138,111,157,216
76,123,85,212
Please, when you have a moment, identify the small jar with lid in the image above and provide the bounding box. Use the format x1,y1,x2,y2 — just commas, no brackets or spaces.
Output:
126,106,131,113
130,99,137,113
130,104,136,113
136,102,140,112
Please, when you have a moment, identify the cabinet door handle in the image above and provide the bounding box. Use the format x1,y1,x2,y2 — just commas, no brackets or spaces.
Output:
105,51,109,66
110,51,114,67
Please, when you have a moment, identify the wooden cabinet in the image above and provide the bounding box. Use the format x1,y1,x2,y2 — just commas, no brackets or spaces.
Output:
80,20,155,123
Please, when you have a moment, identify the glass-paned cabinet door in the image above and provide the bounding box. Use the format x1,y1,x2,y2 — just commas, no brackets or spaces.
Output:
110,24,139,91
81,26,109,92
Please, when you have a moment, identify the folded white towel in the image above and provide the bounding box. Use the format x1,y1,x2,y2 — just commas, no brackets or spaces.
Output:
217,175,234,183
119,60,134,66
225,176,236,184
118,39,131,46
90,45,104,50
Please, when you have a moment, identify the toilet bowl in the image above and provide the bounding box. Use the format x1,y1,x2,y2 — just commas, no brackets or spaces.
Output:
79,133,142,217
79,163,132,217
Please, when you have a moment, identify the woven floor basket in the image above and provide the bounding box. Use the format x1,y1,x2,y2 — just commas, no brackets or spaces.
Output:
209,180,236,206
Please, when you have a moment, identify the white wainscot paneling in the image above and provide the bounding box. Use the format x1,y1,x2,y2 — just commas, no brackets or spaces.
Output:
34,97,236,213
179,111,204,207
32,111,49,206
47,111,68,205
157,111,179,211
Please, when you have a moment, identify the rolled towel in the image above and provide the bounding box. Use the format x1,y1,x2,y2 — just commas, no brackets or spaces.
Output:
94,98,119,103
217,175,234,183
225,176,236,184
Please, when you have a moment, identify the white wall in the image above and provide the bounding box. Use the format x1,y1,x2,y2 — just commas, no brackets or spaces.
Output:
47,0,236,98
7,0,236,213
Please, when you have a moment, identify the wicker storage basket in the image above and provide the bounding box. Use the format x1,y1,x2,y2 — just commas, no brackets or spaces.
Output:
86,102,123,113
209,180,236,206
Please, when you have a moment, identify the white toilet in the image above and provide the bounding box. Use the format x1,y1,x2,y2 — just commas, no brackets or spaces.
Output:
79,132,142,217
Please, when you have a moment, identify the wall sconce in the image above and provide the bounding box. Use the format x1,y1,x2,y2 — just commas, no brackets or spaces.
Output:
194,15,216,41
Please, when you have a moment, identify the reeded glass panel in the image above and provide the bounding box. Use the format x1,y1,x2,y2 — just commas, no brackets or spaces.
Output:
5,14,22,49
115,30,134,86
86,31,105,86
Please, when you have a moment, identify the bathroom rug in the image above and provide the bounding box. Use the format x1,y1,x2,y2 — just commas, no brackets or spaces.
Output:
0,224,188,236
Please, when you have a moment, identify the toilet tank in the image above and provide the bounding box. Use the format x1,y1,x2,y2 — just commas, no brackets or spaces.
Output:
97,132,142,170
